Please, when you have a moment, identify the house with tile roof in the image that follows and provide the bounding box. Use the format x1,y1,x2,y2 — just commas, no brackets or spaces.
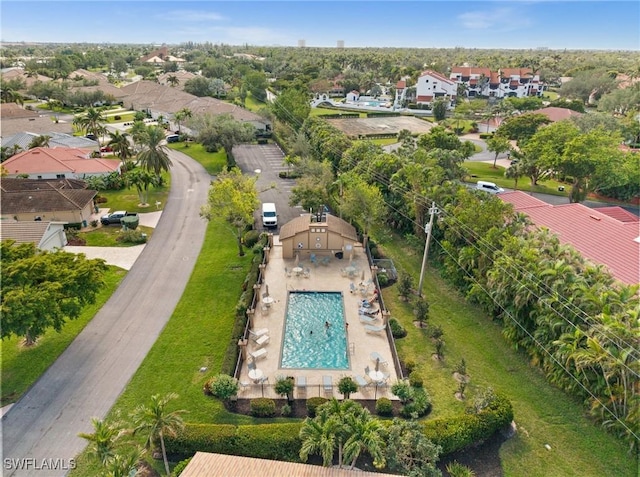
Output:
450,67,544,99
415,70,457,109
0,178,98,225
0,102,75,137
499,191,640,285
0,221,68,251
530,106,583,122
2,147,121,179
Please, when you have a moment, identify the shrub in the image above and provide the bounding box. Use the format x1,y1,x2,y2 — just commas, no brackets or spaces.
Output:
375,397,393,416
171,457,192,476
396,271,413,299
389,318,407,339
391,381,414,404
281,403,292,417
90,220,98,228
236,423,302,461
116,229,147,244
206,374,239,401
479,133,494,139
274,376,294,400
243,230,261,248
409,371,423,388
377,272,390,287
165,424,238,459
121,215,139,230
404,358,416,374
114,115,121,120
337,376,358,399
250,398,276,417
306,397,328,417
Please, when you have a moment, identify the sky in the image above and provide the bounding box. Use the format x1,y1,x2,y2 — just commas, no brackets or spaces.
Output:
1,1,639,51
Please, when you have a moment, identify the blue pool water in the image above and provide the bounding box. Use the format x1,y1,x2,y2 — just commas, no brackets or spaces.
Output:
280,291,349,369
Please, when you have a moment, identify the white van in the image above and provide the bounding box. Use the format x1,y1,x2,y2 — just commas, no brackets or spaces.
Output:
476,181,505,194
261,202,278,228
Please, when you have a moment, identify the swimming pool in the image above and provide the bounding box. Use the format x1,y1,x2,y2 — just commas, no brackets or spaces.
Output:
280,291,349,369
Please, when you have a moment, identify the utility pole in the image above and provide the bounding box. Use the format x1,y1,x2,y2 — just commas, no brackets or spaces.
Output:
418,202,439,297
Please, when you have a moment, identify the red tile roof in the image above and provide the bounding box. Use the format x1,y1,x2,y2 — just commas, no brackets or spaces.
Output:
594,206,639,223
396,80,406,89
451,66,491,77
2,147,120,176
420,70,455,85
500,191,640,285
531,107,583,122
416,95,434,102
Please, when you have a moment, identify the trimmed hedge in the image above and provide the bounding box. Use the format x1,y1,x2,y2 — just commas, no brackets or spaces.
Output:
250,398,276,417
423,393,513,454
165,423,302,461
306,396,328,417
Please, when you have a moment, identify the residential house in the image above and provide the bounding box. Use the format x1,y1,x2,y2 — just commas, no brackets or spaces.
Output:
0,102,74,137
499,191,640,286
279,214,359,260
450,67,544,99
346,90,360,102
119,80,271,135
138,46,185,64
2,132,98,153
2,147,121,179
415,70,457,109
0,221,68,251
0,178,98,226
530,106,583,122
157,70,199,89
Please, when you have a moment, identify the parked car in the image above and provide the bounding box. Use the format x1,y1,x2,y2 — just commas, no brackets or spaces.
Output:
476,181,505,194
100,146,112,153
101,211,138,225
166,134,180,143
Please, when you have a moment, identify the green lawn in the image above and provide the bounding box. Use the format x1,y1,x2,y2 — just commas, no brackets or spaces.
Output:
167,142,226,175
376,235,634,477
97,178,171,213
81,225,154,246
310,108,367,118
0,267,126,406
464,161,568,196
244,92,267,112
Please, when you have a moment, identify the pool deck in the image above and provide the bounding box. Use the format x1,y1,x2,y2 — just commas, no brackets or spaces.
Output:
239,236,398,400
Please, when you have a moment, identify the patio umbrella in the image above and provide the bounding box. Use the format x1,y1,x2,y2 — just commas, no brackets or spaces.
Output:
361,269,365,282
265,283,269,297
294,252,299,267
375,357,380,372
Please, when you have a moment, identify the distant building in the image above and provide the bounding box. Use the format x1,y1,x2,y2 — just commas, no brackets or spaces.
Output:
415,70,457,109
450,67,544,99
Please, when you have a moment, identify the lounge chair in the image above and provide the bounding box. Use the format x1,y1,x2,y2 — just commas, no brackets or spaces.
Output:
354,375,370,388
370,351,388,367
359,314,378,324
296,376,307,395
254,334,270,348
349,282,357,294
249,328,269,341
323,375,332,394
250,348,268,360
364,324,386,334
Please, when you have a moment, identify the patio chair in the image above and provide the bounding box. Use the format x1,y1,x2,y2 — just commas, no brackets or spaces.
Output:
354,375,370,388
310,254,318,267
321,257,330,266
250,348,268,360
254,334,270,348
248,361,256,371
359,314,378,324
349,282,357,294
258,375,269,384
239,380,251,392
284,267,292,277
364,324,386,334
370,351,388,367
323,375,333,394
296,376,307,396
249,328,269,341
303,267,311,278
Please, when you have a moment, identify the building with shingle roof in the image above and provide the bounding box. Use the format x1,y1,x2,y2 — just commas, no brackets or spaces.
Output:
0,221,67,251
279,214,359,259
2,147,121,179
180,452,401,477
530,106,583,122
1,177,97,224
2,132,98,152
499,191,640,285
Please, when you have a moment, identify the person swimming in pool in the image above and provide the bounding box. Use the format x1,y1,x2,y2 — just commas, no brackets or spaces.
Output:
325,321,330,329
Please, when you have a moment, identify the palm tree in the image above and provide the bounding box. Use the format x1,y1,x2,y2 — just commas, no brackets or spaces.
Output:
128,120,149,152
166,75,179,87
107,130,133,161
137,126,172,177
74,107,107,145
131,393,186,476
28,135,51,149
174,107,192,134
299,413,336,467
0,88,25,105
343,408,386,470
78,417,127,465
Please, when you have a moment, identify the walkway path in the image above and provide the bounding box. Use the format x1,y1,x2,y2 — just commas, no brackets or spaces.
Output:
1,150,211,476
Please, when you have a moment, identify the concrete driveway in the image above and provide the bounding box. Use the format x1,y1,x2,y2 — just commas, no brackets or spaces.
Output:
2,149,211,476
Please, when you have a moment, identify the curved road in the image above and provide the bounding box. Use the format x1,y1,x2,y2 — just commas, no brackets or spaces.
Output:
2,150,211,476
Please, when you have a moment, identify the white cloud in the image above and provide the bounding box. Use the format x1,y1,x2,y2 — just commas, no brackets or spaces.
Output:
162,10,226,22
457,7,532,31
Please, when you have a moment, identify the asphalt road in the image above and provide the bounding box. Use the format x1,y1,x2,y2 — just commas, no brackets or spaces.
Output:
233,144,302,232
1,149,211,477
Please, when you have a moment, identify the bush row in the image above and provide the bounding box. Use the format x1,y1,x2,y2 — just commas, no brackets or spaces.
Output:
166,394,512,463
165,422,302,462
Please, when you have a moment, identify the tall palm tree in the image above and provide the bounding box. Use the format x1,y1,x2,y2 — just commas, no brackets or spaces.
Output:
78,417,127,465
137,125,172,177
107,130,133,161
75,107,107,145
131,393,186,476
0,88,25,105
174,107,192,134
343,408,386,470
